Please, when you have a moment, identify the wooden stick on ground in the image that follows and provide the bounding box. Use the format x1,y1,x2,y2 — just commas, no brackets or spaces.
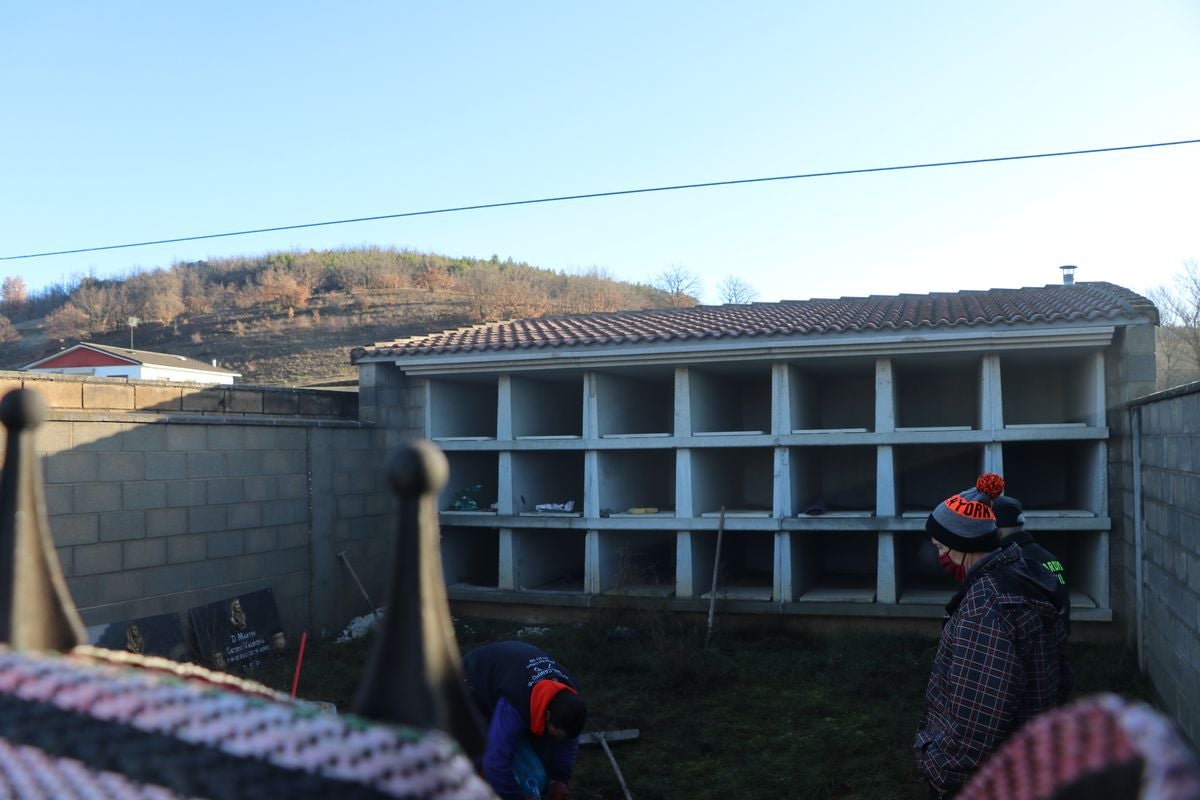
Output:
704,506,726,650
595,732,634,800
337,550,382,621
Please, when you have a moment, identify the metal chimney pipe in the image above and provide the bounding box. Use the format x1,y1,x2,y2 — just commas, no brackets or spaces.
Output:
1060,265,1077,285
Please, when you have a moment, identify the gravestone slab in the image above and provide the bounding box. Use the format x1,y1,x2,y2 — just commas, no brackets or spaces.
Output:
188,588,287,675
91,612,191,661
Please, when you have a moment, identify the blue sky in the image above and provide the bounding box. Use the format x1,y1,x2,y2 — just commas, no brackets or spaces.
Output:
2,2,1198,304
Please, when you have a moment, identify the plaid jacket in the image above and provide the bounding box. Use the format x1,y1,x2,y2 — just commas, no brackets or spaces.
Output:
914,542,1072,797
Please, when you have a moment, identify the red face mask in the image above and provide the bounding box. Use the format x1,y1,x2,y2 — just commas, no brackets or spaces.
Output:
937,551,967,583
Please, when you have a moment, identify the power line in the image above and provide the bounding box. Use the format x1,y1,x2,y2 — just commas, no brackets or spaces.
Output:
3,137,1198,262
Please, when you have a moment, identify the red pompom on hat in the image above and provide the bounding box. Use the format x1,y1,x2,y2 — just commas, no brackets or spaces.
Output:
975,472,1005,499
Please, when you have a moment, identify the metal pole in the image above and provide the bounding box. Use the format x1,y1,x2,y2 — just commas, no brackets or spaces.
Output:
596,732,634,800
704,506,726,650
337,550,382,621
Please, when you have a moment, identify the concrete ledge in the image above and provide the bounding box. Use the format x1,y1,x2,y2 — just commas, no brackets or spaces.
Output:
2,371,357,421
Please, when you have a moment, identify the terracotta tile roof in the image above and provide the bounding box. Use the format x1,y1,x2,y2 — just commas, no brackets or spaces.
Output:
351,282,1156,361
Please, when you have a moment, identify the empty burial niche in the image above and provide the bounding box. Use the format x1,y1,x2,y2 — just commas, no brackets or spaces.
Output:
598,449,676,517
595,369,674,437
688,365,771,435
510,374,583,439
788,361,875,432
1000,351,1102,427
514,529,586,592
439,452,499,513
1022,531,1105,610
1002,441,1103,516
893,355,980,430
895,533,956,605
789,445,876,516
511,452,584,516
893,444,985,516
428,376,498,440
691,447,774,517
595,530,676,597
789,532,877,603
441,526,499,589
697,532,774,601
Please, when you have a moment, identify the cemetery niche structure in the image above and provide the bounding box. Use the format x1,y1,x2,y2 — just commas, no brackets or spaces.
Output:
353,282,1158,623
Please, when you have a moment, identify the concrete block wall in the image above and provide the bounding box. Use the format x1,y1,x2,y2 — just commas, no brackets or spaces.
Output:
0,372,393,642
3,372,358,419
1120,382,1200,746
358,363,425,447
1104,325,1159,627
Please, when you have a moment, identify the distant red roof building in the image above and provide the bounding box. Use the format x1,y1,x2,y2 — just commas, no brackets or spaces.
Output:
22,343,240,384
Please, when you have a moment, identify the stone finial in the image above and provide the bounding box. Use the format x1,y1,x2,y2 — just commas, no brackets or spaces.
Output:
0,389,86,651
352,439,486,758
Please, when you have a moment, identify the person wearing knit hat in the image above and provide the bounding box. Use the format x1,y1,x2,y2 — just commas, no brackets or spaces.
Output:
916,473,1072,799
994,493,1071,636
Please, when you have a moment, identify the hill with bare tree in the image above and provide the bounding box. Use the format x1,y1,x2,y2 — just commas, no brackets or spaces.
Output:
0,248,693,386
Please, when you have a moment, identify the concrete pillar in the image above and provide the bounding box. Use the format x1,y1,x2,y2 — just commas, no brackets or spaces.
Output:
876,445,897,516
981,354,1002,432
674,367,691,437
583,450,600,518
585,530,600,594
497,375,513,440
877,533,897,604
774,531,793,602
497,452,514,515
773,447,791,518
772,363,791,435
498,528,515,590
875,358,895,433
675,449,694,517
876,444,898,604
984,443,1004,476
1087,351,1106,426
675,532,694,598
422,380,434,438
583,372,599,440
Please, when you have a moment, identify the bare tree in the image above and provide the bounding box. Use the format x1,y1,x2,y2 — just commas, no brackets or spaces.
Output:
0,314,17,345
718,276,759,304
123,269,185,326
652,264,702,308
1148,259,1200,389
42,303,92,342
255,267,310,310
1,276,27,310
179,267,213,315
70,282,121,334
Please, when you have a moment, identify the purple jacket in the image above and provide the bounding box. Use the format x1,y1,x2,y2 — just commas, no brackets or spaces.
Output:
915,542,1072,797
464,642,580,799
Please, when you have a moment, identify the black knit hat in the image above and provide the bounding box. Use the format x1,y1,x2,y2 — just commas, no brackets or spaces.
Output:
993,495,1025,530
925,473,1005,553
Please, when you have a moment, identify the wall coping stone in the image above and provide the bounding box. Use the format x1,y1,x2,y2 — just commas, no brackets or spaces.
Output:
2,371,358,422
1128,380,1200,408
43,409,363,428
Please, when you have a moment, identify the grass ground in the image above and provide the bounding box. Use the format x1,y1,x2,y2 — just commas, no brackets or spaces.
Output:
260,614,1150,800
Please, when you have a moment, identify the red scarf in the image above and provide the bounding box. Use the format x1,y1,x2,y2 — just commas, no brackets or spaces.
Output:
529,680,577,735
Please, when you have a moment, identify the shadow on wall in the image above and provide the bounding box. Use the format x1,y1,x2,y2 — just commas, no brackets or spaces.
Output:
0,378,394,663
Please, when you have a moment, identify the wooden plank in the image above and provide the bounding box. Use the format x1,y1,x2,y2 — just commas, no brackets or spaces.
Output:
579,729,640,745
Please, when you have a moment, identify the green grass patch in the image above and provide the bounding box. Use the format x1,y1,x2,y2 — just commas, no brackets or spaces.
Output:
259,616,1150,800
